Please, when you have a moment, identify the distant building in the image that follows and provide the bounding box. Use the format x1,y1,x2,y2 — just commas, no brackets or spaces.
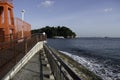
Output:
0,0,31,43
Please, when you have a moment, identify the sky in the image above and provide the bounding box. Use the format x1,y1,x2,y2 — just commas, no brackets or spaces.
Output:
13,0,120,37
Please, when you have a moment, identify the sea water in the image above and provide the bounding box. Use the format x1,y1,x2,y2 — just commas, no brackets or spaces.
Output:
47,38,120,80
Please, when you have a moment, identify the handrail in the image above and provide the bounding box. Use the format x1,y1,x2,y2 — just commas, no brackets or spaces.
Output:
44,44,81,80
0,33,45,79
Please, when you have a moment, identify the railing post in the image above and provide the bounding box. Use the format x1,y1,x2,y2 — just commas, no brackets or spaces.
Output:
14,41,16,64
25,38,27,54
39,52,43,80
35,35,38,43
44,44,81,80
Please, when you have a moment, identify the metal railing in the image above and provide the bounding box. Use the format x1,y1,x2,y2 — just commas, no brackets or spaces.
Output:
15,18,31,39
0,33,45,79
44,44,81,80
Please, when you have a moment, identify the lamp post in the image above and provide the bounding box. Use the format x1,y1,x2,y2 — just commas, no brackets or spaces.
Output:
21,9,25,38
42,32,47,42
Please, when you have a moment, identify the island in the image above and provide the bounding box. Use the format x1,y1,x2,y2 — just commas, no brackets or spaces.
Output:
32,26,76,38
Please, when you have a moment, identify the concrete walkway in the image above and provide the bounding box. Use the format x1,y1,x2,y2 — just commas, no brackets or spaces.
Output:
11,52,40,80
11,49,54,80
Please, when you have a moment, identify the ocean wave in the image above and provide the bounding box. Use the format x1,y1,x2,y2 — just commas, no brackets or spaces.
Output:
59,50,120,80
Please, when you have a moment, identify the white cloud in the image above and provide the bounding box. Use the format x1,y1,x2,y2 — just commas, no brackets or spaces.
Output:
40,0,54,7
104,8,113,12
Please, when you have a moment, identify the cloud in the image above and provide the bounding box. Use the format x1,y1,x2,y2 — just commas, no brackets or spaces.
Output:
104,8,113,12
39,0,54,7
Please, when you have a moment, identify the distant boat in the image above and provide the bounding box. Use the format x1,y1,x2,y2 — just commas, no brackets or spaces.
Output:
104,36,110,39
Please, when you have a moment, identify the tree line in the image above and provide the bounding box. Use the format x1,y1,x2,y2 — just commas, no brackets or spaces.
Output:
32,26,76,38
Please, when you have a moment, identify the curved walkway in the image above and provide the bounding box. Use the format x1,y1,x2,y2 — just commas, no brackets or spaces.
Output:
11,50,54,80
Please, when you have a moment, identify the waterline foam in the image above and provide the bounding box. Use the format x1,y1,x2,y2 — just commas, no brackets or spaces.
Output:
59,50,120,80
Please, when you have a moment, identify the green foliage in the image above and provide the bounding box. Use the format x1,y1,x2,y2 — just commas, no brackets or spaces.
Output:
32,26,76,38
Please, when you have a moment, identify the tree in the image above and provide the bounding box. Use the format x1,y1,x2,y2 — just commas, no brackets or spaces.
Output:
31,26,76,38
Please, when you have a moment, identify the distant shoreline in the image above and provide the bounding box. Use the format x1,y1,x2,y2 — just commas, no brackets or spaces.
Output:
48,37,120,39
76,37,120,39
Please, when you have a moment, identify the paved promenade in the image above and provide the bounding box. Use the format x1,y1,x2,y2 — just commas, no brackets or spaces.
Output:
11,52,40,80
11,49,54,80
